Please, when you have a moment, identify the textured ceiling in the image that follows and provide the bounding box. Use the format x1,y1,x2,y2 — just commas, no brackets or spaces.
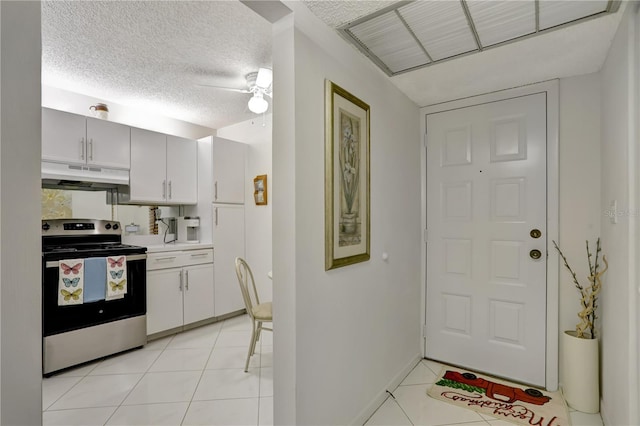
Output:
302,0,397,27
42,1,626,130
41,1,272,130
305,0,626,108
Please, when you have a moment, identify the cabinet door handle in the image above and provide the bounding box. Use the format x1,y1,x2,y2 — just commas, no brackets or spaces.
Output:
214,207,218,226
185,270,189,290
88,139,93,161
179,270,183,291
168,180,172,199
190,253,208,257
155,256,176,261
80,138,85,160
162,180,166,199
214,181,218,201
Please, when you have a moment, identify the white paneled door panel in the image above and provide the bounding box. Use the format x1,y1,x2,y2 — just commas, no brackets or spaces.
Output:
426,93,547,386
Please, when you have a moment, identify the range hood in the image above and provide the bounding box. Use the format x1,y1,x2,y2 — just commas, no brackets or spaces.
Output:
42,161,129,190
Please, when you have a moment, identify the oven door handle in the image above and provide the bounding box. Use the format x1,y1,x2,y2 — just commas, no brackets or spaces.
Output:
45,254,147,268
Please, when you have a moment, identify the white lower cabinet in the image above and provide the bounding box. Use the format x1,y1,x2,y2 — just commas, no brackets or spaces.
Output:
183,263,215,325
146,249,214,335
147,268,184,334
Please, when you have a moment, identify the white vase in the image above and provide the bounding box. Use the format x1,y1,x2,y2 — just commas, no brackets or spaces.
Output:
562,330,599,413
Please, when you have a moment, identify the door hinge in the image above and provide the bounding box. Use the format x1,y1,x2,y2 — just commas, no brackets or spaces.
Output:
423,133,427,148
423,229,428,242
422,324,427,338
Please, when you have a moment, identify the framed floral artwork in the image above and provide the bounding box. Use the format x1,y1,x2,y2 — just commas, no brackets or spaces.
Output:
325,80,370,270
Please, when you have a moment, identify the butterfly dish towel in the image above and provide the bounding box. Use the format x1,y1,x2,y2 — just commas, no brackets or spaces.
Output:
58,259,84,306
106,256,127,300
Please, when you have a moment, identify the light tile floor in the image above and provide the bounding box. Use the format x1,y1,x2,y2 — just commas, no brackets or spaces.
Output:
43,314,273,426
365,359,604,426
43,318,603,426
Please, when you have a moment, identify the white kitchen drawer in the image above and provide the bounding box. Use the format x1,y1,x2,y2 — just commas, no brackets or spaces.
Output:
147,252,183,270
147,249,213,271
181,249,214,267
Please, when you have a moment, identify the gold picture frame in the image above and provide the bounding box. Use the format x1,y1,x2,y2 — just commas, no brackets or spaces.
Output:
325,80,370,270
253,174,268,205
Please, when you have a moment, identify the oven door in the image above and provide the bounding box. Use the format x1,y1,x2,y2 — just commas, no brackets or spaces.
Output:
42,254,147,337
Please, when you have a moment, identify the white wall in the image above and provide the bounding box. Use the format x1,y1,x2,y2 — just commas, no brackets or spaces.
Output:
217,115,273,302
557,73,602,383
273,3,422,424
71,191,112,220
271,13,297,425
42,85,215,139
0,2,43,423
599,3,639,425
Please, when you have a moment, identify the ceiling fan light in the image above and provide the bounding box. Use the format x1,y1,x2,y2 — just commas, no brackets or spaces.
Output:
256,68,273,89
248,93,268,114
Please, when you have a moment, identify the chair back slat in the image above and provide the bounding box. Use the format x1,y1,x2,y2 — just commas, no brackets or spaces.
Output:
235,257,261,319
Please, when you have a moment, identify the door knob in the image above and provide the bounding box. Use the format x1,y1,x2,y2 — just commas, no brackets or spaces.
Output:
530,229,542,239
530,249,542,260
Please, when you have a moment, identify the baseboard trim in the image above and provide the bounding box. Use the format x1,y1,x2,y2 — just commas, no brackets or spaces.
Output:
600,397,609,426
350,353,422,425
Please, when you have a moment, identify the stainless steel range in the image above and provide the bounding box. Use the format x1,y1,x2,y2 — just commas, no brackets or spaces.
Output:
42,219,147,375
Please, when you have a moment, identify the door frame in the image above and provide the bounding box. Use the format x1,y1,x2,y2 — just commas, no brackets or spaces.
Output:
419,80,559,391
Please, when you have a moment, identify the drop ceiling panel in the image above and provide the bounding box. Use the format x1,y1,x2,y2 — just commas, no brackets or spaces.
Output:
467,0,536,47
399,1,477,61
348,12,430,74
538,0,609,30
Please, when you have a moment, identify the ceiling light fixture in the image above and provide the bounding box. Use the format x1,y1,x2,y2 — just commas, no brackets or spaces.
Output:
199,67,272,115
255,68,273,89
248,92,268,114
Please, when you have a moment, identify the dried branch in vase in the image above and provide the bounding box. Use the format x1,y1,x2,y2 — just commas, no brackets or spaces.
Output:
553,238,607,339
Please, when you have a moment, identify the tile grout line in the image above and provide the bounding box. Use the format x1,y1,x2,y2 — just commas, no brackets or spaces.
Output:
389,394,415,426
42,376,83,412
43,356,105,412
100,334,175,425
43,317,267,425
180,321,224,425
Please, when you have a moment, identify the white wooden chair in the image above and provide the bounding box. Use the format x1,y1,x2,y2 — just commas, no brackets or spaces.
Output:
234,257,272,372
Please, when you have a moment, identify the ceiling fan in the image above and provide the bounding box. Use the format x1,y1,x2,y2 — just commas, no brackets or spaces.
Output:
201,67,273,114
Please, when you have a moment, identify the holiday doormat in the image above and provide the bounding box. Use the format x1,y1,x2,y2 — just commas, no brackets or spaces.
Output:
427,366,571,426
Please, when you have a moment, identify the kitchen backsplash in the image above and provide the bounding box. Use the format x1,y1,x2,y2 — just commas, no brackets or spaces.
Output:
41,188,179,236
42,189,72,219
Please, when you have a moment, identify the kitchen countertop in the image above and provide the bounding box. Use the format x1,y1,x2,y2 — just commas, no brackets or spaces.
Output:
144,243,213,253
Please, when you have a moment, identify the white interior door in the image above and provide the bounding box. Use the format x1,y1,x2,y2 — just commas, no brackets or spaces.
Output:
426,93,547,386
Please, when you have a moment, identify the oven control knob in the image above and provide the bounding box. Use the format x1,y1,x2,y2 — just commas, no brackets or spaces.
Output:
112,223,119,230
42,222,50,231
105,223,112,230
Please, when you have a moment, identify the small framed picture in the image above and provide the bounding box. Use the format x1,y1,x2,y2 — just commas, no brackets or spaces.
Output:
253,174,268,205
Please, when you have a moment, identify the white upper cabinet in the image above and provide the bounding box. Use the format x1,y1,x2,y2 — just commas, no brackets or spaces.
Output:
212,138,246,204
42,108,130,169
130,128,167,203
86,117,130,169
167,135,198,204
129,128,197,205
42,108,86,166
